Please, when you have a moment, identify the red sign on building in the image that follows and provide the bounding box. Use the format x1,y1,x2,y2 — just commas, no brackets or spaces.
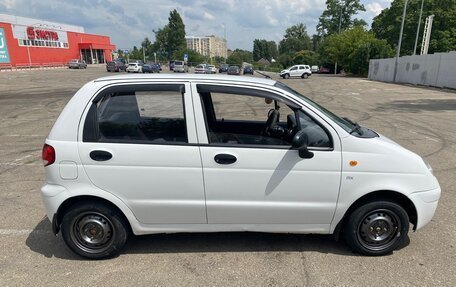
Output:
26,26,59,41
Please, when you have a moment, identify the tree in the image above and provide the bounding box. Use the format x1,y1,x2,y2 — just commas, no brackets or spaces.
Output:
253,39,278,61
372,0,456,55
279,23,312,55
172,48,209,64
226,49,253,65
293,50,320,66
317,0,366,37
153,9,186,60
321,27,394,75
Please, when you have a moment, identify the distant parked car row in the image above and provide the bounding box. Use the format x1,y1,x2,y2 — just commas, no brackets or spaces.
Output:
106,59,161,73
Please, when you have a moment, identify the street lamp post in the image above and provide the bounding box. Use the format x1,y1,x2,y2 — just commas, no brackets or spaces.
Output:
335,2,343,75
222,23,227,62
142,44,146,63
393,0,409,82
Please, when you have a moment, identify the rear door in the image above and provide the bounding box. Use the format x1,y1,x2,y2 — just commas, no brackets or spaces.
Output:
78,82,207,224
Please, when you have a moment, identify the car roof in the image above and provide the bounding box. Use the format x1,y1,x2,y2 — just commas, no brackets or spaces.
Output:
93,73,276,86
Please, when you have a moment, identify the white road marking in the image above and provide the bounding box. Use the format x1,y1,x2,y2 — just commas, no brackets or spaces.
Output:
0,162,41,166
14,154,33,162
1,134,43,137
0,229,51,235
425,136,439,142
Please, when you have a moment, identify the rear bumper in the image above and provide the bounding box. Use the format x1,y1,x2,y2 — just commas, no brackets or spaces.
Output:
409,187,441,230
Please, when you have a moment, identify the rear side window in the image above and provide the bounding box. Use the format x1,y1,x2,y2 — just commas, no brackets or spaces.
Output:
83,85,187,144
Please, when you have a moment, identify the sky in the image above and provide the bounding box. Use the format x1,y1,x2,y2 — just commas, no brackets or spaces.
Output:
0,0,393,51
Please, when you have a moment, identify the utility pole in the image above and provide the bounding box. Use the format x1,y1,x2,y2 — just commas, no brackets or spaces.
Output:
335,2,343,75
393,0,409,83
142,44,146,63
413,0,425,55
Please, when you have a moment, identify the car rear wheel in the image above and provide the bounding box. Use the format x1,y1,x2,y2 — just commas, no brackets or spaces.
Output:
344,201,409,256
301,73,308,79
61,202,128,259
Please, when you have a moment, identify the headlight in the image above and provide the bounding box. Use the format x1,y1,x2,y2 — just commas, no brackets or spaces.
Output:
424,160,433,174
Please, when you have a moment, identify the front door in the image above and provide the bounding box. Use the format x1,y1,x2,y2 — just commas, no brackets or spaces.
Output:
193,84,342,230
78,83,207,224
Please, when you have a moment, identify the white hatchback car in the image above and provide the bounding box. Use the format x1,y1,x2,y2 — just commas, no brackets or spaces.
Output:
41,74,440,259
280,64,312,79
126,63,142,73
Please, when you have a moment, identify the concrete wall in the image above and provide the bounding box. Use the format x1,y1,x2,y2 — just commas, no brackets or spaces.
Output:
368,51,456,89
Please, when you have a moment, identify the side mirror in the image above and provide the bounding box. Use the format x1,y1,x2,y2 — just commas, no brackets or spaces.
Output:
291,130,314,159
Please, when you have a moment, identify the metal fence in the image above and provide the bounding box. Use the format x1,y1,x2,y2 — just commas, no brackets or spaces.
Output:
368,51,456,89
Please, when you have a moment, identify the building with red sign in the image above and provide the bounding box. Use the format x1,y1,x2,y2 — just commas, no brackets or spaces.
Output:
0,14,116,67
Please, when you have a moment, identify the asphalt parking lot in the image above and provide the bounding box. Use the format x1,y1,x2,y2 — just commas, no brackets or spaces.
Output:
0,66,455,286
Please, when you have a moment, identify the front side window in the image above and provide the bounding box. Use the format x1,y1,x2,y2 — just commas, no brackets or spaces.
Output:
198,85,331,148
84,86,187,144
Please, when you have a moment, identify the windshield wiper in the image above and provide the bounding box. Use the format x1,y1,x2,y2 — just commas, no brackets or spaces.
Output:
343,117,364,135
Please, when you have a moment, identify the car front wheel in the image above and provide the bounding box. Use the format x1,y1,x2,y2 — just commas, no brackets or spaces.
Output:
61,202,128,259
344,201,409,256
283,73,290,79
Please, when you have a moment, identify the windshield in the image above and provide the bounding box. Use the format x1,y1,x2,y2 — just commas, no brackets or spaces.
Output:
274,81,355,133
175,61,183,65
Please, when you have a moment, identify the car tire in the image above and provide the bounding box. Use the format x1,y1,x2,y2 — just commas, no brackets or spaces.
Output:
344,201,409,256
284,73,290,79
302,73,308,79
61,202,129,259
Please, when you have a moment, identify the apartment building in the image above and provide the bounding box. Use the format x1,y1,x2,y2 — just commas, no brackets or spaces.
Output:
185,35,227,58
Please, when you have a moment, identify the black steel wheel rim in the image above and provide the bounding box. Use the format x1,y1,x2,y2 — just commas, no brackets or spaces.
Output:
357,208,401,251
70,212,115,254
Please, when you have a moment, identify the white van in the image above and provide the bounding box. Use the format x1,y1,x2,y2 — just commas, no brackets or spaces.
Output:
41,74,440,258
173,60,188,73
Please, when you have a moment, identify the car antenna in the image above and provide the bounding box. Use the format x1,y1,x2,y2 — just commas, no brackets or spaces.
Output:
255,70,271,79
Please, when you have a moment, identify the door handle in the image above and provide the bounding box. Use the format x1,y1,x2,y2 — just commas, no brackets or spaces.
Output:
214,154,237,165
89,150,112,161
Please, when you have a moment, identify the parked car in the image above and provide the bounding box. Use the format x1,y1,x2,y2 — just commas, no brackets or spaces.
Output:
142,63,160,73
207,65,217,74
194,64,208,74
319,66,331,74
243,66,254,75
126,63,142,73
173,61,188,73
41,74,441,259
311,66,319,73
219,64,229,73
68,59,87,69
169,60,175,71
106,60,126,72
280,65,312,79
227,65,240,75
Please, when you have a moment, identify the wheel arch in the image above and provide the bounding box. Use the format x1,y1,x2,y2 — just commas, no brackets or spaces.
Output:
333,190,418,240
54,195,133,236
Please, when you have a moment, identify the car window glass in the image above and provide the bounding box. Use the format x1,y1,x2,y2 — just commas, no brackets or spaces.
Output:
298,110,331,148
201,93,294,146
290,67,297,71
94,89,187,144
299,66,304,70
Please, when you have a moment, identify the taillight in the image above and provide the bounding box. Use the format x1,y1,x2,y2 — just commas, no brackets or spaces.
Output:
42,144,55,166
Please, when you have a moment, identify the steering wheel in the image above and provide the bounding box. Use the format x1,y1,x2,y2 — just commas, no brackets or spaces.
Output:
264,109,279,135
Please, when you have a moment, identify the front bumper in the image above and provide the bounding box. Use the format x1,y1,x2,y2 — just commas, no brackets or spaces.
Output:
409,186,441,230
